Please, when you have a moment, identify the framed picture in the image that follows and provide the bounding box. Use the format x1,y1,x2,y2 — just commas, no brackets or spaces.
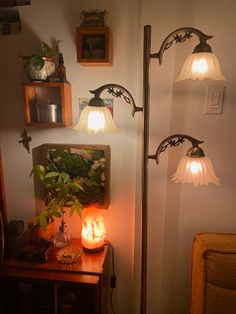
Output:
0,8,21,35
0,0,31,7
76,26,112,66
79,97,114,115
41,144,110,209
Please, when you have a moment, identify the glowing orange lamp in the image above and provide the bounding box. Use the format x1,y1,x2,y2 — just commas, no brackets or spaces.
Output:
81,207,106,253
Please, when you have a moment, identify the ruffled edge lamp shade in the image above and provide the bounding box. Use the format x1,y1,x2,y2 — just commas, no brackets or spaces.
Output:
73,105,119,134
172,146,220,187
176,51,225,81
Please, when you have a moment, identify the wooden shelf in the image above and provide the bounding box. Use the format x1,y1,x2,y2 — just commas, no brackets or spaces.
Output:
77,26,112,66
22,81,72,127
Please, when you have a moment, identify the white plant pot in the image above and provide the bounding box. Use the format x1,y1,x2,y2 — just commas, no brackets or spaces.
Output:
23,57,56,81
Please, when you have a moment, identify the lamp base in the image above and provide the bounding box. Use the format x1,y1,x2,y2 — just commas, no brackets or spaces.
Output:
82,245,104,253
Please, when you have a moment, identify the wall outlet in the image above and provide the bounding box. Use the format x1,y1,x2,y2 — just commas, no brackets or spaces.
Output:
204,86,225,114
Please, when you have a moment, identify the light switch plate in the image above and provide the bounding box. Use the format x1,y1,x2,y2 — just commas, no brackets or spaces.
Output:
204,85,225,114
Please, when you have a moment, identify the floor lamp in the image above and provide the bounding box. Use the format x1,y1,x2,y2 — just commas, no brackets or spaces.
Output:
74,25,225,314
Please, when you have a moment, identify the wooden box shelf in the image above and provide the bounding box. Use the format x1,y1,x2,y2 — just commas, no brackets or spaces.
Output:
22,82,72,127
77,26,112,66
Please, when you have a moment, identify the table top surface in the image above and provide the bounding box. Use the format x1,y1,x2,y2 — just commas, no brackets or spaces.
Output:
0,238,109,280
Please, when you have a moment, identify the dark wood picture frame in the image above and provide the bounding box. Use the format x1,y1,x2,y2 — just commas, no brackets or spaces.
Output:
77,26,112,66
41,144,110,209
0,0,31,7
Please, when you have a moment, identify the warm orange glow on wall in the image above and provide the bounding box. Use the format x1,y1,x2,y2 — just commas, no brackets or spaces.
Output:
81,207,106,253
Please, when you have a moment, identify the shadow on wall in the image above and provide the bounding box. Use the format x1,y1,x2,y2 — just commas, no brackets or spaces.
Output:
0,20,43,133
31,145,45,215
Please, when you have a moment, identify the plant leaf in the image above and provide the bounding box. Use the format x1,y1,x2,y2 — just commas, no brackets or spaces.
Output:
39,213,48,231
30,55,44,71
41,41,56,57
61,172,70,183
53,211,61,218
70,199,83,218
45,172,60,178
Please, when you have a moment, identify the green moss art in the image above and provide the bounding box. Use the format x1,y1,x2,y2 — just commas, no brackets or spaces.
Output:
42,144,110,208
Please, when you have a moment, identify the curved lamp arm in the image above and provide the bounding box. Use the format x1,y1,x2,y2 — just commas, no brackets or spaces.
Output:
148,134,204,164
151,27,213,64
89,83,143,116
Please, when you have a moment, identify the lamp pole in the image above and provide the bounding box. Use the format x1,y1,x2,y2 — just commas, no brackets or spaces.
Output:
140,24,151,314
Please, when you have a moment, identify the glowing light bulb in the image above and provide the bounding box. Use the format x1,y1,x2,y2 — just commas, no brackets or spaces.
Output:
189,160,203,174
87,110,106,132
192,58,208,75
172,156,220,187
81,207,106,252
176,52,225,81
73,106,119,133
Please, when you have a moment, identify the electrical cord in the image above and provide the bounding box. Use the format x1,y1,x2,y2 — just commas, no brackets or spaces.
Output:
105,243,116,314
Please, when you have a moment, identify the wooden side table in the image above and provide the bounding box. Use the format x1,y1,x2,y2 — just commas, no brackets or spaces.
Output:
0,238,110,314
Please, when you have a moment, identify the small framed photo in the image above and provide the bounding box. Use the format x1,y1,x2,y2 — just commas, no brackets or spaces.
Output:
0,8,21,35
79,97,114,115
40,144,111,209
0,0,31,7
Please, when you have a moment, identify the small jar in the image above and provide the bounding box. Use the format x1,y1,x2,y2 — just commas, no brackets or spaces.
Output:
53,218,71,248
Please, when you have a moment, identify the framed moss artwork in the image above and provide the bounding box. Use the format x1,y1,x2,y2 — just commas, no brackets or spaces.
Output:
41,144,110,209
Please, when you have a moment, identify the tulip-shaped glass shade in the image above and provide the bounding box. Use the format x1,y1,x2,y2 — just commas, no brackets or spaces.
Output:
176,52,225,81
73,105,119,134
172,155,220,187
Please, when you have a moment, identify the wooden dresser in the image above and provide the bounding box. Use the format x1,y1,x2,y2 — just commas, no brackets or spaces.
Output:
190,232,236,314
0,238,110,314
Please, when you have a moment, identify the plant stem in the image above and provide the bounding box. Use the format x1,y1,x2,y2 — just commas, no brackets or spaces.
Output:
48,158,60,172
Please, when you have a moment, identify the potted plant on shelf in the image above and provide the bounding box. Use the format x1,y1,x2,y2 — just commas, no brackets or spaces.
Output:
19,39,62,81
29,160,83,243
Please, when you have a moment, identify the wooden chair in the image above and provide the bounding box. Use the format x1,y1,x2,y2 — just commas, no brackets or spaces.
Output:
190,232,236,314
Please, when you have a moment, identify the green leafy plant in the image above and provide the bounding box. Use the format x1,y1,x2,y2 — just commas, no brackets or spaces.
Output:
19,39,62,71
30,160,83,231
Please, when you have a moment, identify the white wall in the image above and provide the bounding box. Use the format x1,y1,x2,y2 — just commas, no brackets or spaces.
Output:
139,0,236,314
142,0,236,314
168,1,236,313
0,1,141,314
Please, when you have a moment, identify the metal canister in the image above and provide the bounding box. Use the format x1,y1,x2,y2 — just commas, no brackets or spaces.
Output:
37,103,58,123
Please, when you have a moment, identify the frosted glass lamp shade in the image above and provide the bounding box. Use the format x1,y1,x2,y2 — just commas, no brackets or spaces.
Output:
73,105,119,134
176,52,225,81
172,156,220,187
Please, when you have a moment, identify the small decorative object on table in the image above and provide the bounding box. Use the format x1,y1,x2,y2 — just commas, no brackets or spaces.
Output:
56,244,82,264
53,213,72,248
16,230,53,263
81,207,106,253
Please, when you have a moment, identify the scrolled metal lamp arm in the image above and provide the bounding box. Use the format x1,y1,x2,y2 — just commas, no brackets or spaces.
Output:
151,27,213,64
89,83,143,116
148,134,204,164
